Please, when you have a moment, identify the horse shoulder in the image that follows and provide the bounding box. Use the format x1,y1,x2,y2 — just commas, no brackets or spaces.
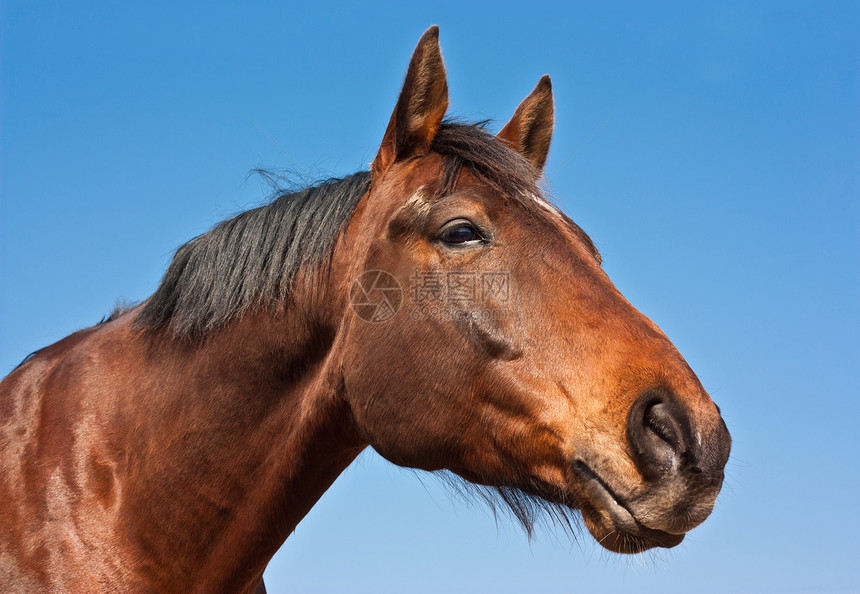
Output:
0,321,146,591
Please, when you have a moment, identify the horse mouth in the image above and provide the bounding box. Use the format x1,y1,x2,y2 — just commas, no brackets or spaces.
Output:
571,461,684,553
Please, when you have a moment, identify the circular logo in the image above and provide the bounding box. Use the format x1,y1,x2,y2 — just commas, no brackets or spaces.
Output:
348,270,403,323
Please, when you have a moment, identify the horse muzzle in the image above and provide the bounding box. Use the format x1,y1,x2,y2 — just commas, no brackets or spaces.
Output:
571,389,731,553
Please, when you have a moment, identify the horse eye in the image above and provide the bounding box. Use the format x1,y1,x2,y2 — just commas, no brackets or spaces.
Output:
440,223,481,245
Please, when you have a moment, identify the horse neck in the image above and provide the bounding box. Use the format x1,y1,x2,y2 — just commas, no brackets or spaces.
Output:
120,299,364,588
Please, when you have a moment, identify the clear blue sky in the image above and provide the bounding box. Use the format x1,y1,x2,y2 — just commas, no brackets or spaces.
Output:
1,2,857,592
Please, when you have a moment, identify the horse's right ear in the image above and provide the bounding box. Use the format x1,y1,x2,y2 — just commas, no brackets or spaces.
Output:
372,26,449,177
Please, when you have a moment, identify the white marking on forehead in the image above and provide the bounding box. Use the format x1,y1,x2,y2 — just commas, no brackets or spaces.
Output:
404,186,432,214
525,190,565,221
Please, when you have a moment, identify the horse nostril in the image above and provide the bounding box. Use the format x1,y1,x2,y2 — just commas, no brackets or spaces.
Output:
627,391,690,480
644,402,681,450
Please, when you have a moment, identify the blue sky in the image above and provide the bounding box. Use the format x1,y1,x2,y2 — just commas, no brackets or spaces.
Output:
1,2,857,592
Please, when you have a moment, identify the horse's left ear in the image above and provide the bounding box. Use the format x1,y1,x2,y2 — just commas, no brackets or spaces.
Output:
498,75,554,172
372,26,449,177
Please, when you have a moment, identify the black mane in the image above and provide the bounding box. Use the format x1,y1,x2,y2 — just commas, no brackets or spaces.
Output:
136,121,571,338
136,170,370,336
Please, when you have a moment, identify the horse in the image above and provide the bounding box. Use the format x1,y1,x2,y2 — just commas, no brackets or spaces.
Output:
0,26,731,593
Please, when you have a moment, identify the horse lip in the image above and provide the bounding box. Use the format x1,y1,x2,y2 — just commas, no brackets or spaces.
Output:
572,460,685,549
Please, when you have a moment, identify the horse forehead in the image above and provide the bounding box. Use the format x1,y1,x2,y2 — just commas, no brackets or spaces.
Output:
399,184,556,222
377,157,568,233
457,169,564,221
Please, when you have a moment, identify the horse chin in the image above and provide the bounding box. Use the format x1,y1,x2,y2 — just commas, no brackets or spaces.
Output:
572,461,685,554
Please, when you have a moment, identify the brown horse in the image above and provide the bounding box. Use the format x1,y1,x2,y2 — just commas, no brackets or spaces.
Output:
0,27,730,593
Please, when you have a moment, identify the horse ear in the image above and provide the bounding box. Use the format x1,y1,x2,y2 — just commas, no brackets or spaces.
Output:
497,75,554,172
372,26,449,177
